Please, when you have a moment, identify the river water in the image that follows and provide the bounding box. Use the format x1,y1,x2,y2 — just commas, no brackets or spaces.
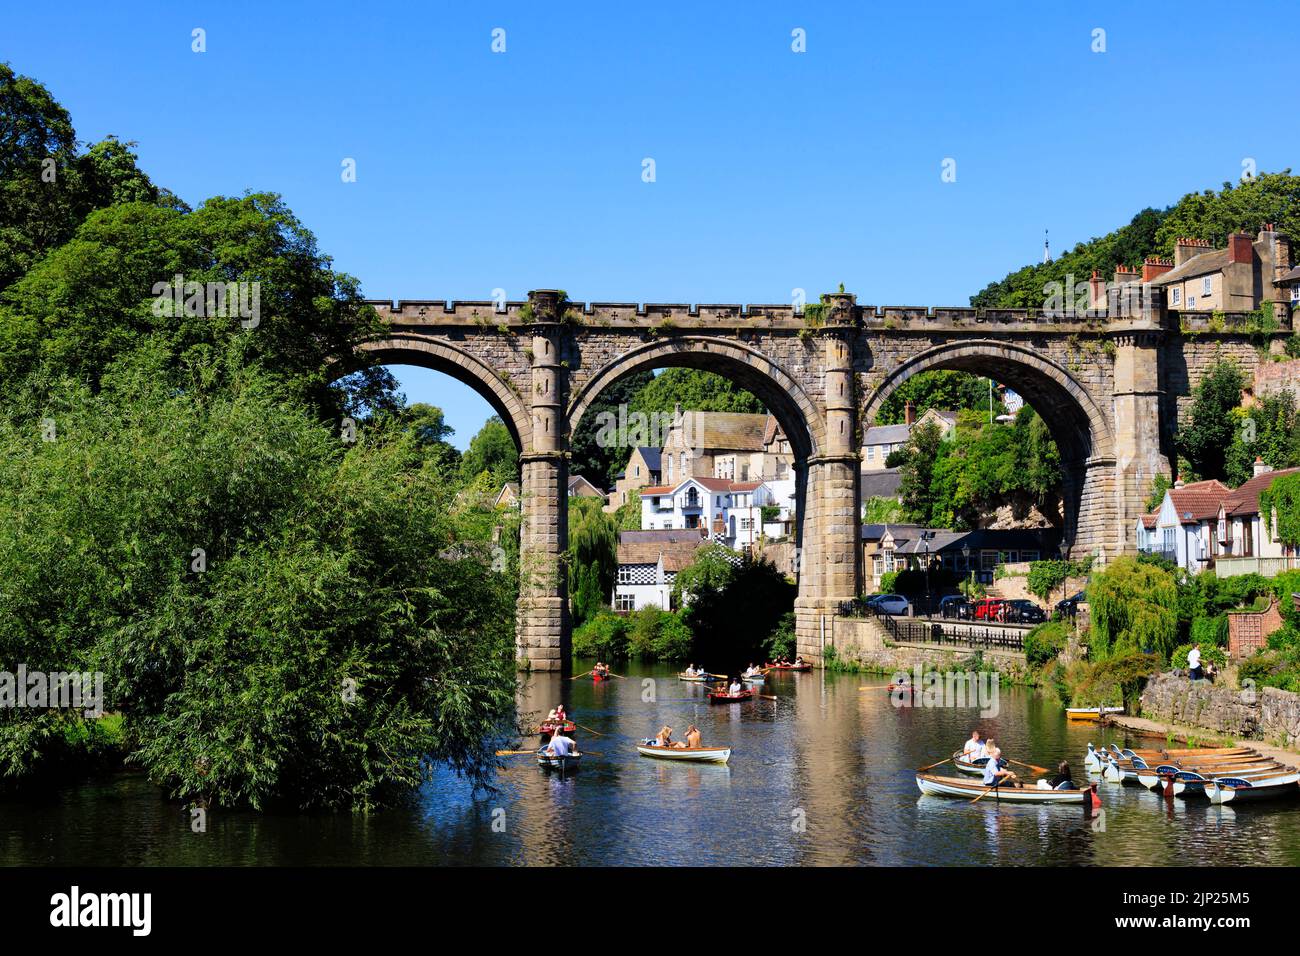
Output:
4,663,1300,866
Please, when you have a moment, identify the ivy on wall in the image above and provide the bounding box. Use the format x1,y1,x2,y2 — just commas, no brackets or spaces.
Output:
1260,473,1300,545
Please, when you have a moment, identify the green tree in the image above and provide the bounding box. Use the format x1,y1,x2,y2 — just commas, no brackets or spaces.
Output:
876,370,998,424
898,420,945,525
569,368,654,486
1226,393,1300,486
628,368,763,419
459,415,518,487
1087,557,1179,662
568,497,617,626
1179,360,1246,482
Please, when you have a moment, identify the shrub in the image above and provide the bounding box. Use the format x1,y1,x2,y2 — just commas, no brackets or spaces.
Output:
1170,643,1227,672
1023,620,1070,668
1189,614,1229,649
573,610,629,660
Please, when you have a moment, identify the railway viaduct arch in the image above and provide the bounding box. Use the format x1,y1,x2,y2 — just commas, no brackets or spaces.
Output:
351,288,1289,670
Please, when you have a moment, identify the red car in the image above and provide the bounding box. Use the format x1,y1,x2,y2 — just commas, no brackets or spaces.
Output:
973,599,1009,622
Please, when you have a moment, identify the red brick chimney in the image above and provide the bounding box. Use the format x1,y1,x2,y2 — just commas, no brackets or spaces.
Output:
1089,270,1106,310
1228,232,1254,264
1142,256,1174,282
904,401,916,426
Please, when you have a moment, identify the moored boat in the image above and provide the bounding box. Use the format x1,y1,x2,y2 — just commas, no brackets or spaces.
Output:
636,743,731,764
536,749,582,771
952,749,992,777
1066,706,1124,721
915,773,1089,804
679,672,723,683
1208,772,1300,805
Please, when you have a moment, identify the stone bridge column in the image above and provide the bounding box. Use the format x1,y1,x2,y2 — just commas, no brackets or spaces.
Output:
1109,306,1170,560
516,290,570,672
796,292,861,662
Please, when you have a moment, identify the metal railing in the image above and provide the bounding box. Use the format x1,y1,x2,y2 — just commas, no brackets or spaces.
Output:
1215,555,1300,579
838,603,1029,651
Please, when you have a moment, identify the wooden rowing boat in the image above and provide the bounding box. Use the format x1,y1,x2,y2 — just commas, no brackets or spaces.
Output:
952,749,993,777
678,673,723,683
537,720,576,737
1167,763,1292,798
1066,706,1124,721
1136,759,1279,792
1085,742,1249,772
708,689,753,703
636,743,731,764
1208,772,1300,804
766,663,812,672
1103,748,1264,784
536,749,582,771
741,674,766,684
915,773,1089,804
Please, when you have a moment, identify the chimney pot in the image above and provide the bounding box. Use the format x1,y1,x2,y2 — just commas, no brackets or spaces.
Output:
904,401,916,426
1254,457,1272,478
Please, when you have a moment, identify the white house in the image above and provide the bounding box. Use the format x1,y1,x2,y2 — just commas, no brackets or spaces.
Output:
1135,478,1230,573
612,529,707,611
638,476,781,551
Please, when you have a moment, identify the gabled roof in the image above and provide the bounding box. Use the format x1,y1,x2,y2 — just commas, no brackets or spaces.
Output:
674,411,767,452
1150,248,1233,285
1141,514,1157,530
1167,479,1231,523
1279,264,1300,284
616,529,707,571
861,467,903,500
863,423,911,445
1224,467,1300,517
568,475,603,496
632,446,662,471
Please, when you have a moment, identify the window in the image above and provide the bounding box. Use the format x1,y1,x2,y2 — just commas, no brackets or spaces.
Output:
1202,276,1212,296
741,518,753,531
1022,551,1039,562
617,566,633,584
1163,528,1175,554
872,555,883,576
1188,296,1196,309
882,548,895,572
634,465,640,478
866,445,875,460
615,594,635,612
741,465,750,481
1171,287,1181,306
1292,286,1300,304
980,552,997,571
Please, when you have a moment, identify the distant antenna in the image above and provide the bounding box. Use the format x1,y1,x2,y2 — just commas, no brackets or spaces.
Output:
1043,229,1051,264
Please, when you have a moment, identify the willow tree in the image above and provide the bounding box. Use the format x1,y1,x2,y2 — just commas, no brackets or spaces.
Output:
567,497,617,626
1087,556,1179,662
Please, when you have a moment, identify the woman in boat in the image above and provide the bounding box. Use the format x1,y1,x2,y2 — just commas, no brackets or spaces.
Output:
1048,760,1074,790
684,664,697,677
794,655,805,667
653,725,673,747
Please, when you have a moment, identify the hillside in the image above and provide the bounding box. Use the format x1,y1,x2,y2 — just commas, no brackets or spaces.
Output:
970,171,1300,308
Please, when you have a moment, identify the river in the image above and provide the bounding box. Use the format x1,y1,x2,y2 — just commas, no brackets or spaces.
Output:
4,662,1299,866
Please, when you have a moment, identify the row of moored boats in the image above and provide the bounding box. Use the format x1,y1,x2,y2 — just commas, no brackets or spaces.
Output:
1084,742,1300,804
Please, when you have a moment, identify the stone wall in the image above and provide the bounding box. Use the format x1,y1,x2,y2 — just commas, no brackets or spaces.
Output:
829,617,1032,682
1140,672,1300,748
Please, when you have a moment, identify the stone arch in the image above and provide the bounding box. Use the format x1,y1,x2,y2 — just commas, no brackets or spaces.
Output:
352,335,533,452
567,337,825,461
862,340,1116,553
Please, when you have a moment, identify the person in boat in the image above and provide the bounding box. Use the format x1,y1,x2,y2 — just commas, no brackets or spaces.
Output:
652,725,673,747
545,708,558,723
981,742,1021,789
546,729,577,758
794,656,805,666
684,664,698,677
1048,760,1074,790
743,663,758,678
684,725,701,749
593,662,606,678
961,730,986,764
553,704,567,726
728,678,743,695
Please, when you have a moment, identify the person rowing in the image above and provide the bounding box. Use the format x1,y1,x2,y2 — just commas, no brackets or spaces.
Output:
684,664,698,677
981,742,1021,789
794,655,805,667
672,725,702,749
593,662,608,678
545,728,577,758
727,678,743,695
743,663,760,678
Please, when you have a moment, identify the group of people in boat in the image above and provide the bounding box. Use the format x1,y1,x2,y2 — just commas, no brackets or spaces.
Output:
766,656,805,668
647,724,702,749
544,704,567,725
961,730,1074,791
593,662,611,679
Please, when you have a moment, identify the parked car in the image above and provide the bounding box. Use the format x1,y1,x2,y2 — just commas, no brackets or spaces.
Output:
866,593,912,616
973,598,1009,622
1055,591,1086,618
938,595,973,620
1006,599,1047,624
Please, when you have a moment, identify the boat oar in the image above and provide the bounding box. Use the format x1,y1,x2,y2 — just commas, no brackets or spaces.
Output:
574,722,606,737
858,684,893,691
758,694,778,701
918,756,954,773
1005,757,1051,775
606,672,626,679
970,783,999,804
497,749,539,756
568,670,593,680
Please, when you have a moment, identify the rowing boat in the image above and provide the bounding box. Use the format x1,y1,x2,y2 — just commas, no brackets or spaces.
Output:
679,673,723,683
952,749,993,777
1167,763,1291,798
915,773,1089,804
537,720,576,737
1208,771,1300,804
1136,759,1279,792
1085,742,1249,772
536,750,582,771
742,674,766,684
1066,706,1124,721
766,663,812,672
636,743,731,764
708,689,753,703
1104,748,1264,784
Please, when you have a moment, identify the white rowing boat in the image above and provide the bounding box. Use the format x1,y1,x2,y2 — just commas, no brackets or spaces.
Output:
1067,706,1124,721
636,744,731,764
952,749,993,777
536,750,582,771
915,773,1089,804
1208,771,1300,805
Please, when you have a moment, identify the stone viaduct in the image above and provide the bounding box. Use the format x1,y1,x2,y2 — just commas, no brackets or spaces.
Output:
352,288,1290,670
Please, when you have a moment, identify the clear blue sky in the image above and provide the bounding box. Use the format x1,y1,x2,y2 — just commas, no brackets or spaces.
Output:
6,2,1295,447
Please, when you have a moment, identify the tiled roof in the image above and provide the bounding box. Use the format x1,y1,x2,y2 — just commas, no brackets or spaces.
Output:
1141,514,1157,530
863,423,911,445
616,529,707,571
1225,467,1300,517
1279,264,1300,284
640,485,675,496
634,446,662,470
1168,479,1231,522
677,411,767,452
1149,248,1231,285
861,467,903,499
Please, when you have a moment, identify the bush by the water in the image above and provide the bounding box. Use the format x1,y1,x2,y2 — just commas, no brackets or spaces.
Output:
1023,620,1070,668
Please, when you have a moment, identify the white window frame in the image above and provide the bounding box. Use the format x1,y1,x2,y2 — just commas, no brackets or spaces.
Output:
1171,287,1181,306
1202,276,1212,296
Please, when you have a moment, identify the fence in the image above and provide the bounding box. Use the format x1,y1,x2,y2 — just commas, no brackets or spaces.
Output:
858,608,1028,652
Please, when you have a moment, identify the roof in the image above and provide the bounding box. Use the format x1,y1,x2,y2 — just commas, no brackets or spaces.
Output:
762,413,780,446
863,526,1061,554
640,485,675,496
1141,515,1157,530
1167,479,1231,522
861,523,924,541
1278,264,1300,284
675,411,767,452
861,467,903,500
568,475,603,496
494,482,520,505
632,446,662,471
1149,247,1232,285
1224,467,1300,517
863,423,912,445
616,529,707,571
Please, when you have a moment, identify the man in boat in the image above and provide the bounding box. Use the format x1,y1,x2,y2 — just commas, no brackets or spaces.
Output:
743,663,759,678
794,655,805,667
981,742,1021,789
727,678,743,695
671,725,702,749
684,664,697,677
594,662,608,678
961,730,986,764
546,728,577,759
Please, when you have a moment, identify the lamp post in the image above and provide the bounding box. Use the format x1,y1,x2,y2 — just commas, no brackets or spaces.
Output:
961,542,972,603
921,533,931,617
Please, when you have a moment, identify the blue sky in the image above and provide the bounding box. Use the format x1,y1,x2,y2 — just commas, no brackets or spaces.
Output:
6,1,1295,447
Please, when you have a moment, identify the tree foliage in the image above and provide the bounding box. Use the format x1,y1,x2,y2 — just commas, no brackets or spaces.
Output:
458,415,518,487
1087,557,1179,662
876,370,1000,424
567,497,617,626
1178,359,1246,482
